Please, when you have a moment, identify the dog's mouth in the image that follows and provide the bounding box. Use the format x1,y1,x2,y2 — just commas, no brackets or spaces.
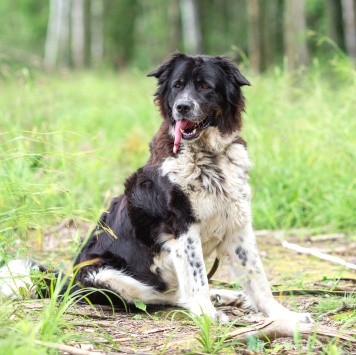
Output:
173,115,212,154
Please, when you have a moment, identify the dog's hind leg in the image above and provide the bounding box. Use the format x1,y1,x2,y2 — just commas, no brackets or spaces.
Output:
219,224,313,324
80,266,178,305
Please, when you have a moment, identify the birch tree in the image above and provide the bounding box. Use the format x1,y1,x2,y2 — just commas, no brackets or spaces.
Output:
71,0,85,68
284,0,309,71
341,0,356,59
180,0,202,54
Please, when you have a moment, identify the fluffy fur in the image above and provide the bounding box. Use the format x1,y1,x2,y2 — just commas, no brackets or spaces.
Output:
0,53,312,324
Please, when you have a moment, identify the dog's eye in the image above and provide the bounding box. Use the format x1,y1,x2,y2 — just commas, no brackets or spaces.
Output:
174,83,181,89
201,84,210,90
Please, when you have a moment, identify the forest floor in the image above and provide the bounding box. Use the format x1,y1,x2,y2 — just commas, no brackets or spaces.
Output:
17,221,356,354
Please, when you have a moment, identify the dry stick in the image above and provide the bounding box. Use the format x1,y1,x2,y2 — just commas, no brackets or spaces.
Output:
321,303,356,318
282,241,356,271
309,233,346,242
34,340,105,355
225,319,356,345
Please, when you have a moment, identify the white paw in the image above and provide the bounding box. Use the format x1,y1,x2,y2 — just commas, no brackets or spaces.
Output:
0,259,37,300
287,311,314,324
181,297,217,319
210,288,245,307
215,310,229,322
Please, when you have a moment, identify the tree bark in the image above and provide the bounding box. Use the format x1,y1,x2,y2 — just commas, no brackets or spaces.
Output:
284,0,309,71
327,0,345,50
341,0,356,59
247,0,261,73
71,0,85,68
58,0,70,67
44,0,61,70
180,0,203,55
90,0,104,67
168,0,180,53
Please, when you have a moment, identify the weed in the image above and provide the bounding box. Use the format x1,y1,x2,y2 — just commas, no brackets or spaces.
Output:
169,310,244,354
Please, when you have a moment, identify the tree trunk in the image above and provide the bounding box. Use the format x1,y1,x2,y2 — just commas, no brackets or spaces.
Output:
71,0,85,68
284,0,309,71
168,0,180,53
90,0,104,67
180,0,203,55
58,0,70,67
44,0,61,70
327,0,345,50
341,0,356,59
247,0,261,73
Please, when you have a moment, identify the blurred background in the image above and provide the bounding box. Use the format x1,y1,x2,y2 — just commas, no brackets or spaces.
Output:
0,0,355,73
0,0,355,251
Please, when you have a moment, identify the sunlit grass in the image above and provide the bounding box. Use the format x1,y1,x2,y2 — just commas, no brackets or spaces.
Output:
1,59,355,263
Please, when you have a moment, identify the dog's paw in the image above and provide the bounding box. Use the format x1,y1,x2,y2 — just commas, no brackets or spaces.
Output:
210,288,245,307
287,311,314,324
182,297,217,319
215,310,229,323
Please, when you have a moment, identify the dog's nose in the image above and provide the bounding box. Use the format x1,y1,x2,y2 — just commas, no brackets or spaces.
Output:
176,101,192,114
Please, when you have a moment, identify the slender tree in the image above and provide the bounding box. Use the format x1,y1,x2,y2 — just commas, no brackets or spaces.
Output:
71,0,85,68
169,0,180,53
44,0,61,70
90,0,104,67
180,0,203,54
247,0,261,72
284,0,309,71
341,0,356,59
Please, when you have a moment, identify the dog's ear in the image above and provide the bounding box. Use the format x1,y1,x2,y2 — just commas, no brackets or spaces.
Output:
215,56,251,87
147,52,186,79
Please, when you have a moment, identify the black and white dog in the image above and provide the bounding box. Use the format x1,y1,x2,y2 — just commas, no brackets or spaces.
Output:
0,53,312,323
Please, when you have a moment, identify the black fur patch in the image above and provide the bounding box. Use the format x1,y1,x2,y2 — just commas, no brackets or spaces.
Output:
235,246,248,266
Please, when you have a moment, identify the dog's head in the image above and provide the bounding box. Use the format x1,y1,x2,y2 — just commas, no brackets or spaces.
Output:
148,53,250,154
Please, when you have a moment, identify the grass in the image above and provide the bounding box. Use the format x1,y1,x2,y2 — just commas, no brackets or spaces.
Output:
0,55,355,353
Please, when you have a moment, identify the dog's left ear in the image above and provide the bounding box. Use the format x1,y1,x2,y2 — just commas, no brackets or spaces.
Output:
215,56,251,87
147,52,186,79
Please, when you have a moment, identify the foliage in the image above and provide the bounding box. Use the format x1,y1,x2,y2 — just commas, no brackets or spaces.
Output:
0,0,354,70
1,57,355,262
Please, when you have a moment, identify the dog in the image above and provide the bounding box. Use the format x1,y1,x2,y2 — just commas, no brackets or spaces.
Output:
0,53,312,323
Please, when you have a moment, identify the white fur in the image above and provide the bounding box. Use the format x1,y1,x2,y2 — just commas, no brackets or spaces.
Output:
84,267,178,305
0,259,38,300
160,128,313,323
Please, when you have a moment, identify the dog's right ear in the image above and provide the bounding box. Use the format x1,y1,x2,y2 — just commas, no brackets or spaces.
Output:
147,52,186,79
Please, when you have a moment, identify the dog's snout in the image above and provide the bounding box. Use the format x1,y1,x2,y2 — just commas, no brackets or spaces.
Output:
176,101,192,114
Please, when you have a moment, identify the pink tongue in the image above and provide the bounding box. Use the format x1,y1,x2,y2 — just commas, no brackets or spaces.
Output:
173,120,195,154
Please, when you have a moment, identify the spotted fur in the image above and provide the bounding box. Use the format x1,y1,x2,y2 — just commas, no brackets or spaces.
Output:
0,53,313,324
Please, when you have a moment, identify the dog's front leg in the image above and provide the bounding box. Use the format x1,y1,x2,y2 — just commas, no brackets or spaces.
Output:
222,224,313,323
167,224,217,318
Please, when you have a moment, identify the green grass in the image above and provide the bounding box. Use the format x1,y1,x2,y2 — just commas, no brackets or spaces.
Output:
1,58,355,257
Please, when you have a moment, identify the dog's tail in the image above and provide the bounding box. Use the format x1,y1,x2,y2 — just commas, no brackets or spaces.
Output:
0,259,75,301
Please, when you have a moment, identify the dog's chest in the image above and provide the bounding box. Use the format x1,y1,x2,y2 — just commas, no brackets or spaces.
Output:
161,143,252,245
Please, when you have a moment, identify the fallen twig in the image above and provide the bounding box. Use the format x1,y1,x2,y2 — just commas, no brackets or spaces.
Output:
309,233,346,242
282,241,356,270
224,319,356,345
34,340,105,355
320,302,356,318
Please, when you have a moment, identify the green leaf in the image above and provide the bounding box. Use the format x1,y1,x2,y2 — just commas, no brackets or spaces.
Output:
246,335,264,351
134,300,147,312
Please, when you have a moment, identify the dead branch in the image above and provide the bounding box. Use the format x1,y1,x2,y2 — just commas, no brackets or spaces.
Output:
309,233,346,242
321,302,356,318
282,241,356,270
225,319,356,345
34,340,105,355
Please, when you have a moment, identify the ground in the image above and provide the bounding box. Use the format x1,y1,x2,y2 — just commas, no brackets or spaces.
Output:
11,221,356,354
